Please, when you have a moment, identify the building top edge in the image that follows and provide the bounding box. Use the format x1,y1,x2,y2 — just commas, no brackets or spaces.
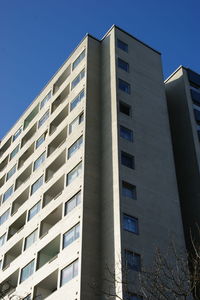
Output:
101,24,161,55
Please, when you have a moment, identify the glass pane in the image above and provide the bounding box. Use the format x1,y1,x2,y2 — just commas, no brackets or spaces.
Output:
123,215,138,233
0,234,6,247
38,110,49,128
40,91,51,109
3,186,13,202
0,209,10,225
24,230,37,250
20,260,35,282
65,191,81,215
28,202,41,221
68,136,83,159
72,50,85,70
31,176,43,195
36,133,46,148
33,152,45,171
67,163,82,185
70,89,85,111
6,165,16,181
61,263,73,286
10,145,19,160
13,127,22,141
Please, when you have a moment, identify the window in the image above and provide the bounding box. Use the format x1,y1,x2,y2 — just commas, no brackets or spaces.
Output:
24,229,38,250
72,50,86,70
31,175,43,195
0,209,10,225
33,152,45,171
70,89,85,111
0,233,6,247
123,214,139,234
10,144,19,160
117,39,128,52
118,58,129,72
69,112,84,134
6,164,16,181
122,181,136,199
13,126,22,141
68,136,83,159
36,132,47,149
63,223,80,248
119,101,131,116
67,162,82,185
28,202,41,221
125,293,143,300
65,191,81,215
20,260,35,282
23,294,31,300
120,126,133,142
38,110,49,128
121,151,134,169
40,91,51,109
3,185,13,202
24,104,39,130
125,250,141,271
60,259,78,286
118,79,131,94
71,69,85,90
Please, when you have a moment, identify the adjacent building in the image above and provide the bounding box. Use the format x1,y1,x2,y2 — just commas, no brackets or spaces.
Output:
165,67,200,253
0,26,186,300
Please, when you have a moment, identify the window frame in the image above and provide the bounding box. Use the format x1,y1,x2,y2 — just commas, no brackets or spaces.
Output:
121,151,135,169
122,181,137,199
120,125,133,142
123,214,139,234
118,78,131,94
118,58,129,72
117,39,128,52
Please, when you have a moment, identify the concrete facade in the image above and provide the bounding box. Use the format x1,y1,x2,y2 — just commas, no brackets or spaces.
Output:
0,26,186,300
165,67,200,253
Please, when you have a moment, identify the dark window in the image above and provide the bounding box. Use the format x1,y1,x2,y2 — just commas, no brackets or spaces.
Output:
122,181,136,199
119,101,131,116
125,250,141,271
194,109,200,124
118,79,131,94
120,126,133,142
123,214,139,234
117,39,128,52
121,151,134,169
125,293,143,300
118,58,129,72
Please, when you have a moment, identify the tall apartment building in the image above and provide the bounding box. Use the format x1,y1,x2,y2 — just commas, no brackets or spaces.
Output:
0,26,186,300
165,67,200,252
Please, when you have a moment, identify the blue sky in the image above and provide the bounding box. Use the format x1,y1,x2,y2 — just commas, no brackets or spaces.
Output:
0,0,200,139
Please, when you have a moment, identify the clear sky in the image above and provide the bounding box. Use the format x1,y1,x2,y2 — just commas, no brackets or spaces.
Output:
0,0,200,139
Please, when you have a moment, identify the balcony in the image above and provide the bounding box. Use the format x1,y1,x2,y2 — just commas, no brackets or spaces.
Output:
3,239,23,269
49,106,68,135
11,187,29,215
21,123,37,148
45,150,66,182
33,270,58,299
51,84,70,113
0,137,12,158
53,64,71,94
47,127,67,157
40,204,62,238
0,269,19,298
18,142,34,169
15,164,32,190
43,175,64,208
8,212,26,240
0,174,5,188
37,235,60,270
0,155,9,172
